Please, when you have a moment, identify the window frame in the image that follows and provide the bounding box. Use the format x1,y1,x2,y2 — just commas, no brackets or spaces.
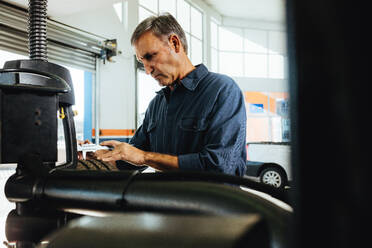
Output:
213,23,287,79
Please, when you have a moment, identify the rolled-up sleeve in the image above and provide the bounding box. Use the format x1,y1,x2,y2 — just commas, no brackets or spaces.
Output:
178,82,247,176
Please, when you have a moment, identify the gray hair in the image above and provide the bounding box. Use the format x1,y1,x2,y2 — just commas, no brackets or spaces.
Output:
131,13,188,55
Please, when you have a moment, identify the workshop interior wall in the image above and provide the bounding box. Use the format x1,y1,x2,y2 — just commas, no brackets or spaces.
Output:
53,0,140,132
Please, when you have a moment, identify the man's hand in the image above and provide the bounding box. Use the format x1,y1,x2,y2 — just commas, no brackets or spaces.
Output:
96,140,179,171
96,140,146,166
77,139,93,160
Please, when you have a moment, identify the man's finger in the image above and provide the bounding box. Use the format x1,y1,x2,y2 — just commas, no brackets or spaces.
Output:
102,156,121,162
100,140,121,147
97,150,113,159
101,153,121,162
77,151,82,160
99,150,121,159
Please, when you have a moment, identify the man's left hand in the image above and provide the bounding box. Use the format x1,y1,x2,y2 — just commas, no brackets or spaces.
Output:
96,140,146,166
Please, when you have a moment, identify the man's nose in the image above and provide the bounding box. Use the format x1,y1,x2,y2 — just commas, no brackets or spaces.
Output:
143,61,153,75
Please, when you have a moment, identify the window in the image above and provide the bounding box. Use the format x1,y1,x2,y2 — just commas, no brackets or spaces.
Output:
0,50,27,67
210,20,219,72
138,0,203,64
244,29,267,53
244,54,267,77
213,24,287,79
113,2,123,23
219,52,244,77
139,4,156,22
159,0,176,16
139,0,158,12
137,70,162,127
57,66,85,142
176,0,203,65
191,7,203,39
177,0,190,33
244,91,290,142
219,27,243,51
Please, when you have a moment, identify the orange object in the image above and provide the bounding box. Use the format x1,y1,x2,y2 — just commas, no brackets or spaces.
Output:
92,129,135,136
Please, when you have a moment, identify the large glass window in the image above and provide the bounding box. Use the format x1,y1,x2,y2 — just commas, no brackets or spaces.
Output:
177,0,190,33
244,54,267,77
219,52,244,77
244,91,290,142
244,29,267,53
212,24,287,79
219,27,244,51
0,50,27,67
210,20,219,72
137,70,162,127
159,0,176,16
138,0,203,65
57,66,85,141
138,4,155,22
139,0,158,12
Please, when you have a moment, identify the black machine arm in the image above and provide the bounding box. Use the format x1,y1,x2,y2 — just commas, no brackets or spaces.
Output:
4,168,291,247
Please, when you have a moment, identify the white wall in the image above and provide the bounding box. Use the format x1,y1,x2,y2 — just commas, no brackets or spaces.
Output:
54,0,139,131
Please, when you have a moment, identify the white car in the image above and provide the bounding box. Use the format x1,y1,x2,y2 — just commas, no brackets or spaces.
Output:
245,142,291,188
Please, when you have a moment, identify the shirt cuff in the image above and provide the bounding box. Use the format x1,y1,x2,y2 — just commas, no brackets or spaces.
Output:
178,153,203,171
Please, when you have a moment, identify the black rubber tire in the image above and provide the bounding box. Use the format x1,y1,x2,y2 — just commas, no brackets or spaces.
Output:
259,167,287,189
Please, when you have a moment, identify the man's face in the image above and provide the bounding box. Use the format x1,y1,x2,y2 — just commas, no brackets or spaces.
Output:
134,31,179,87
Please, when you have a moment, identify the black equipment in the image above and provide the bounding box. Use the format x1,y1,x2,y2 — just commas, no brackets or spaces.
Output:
0,1,291,247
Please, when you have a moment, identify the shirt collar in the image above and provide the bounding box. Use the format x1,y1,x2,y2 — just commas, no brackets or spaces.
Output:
180,64,208,91
156,64,208,96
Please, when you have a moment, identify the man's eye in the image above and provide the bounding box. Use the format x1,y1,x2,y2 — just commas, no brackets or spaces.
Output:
144,53,157,61
144,54,152,60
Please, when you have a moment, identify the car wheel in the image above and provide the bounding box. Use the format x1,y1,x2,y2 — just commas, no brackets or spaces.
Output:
259,167,287,188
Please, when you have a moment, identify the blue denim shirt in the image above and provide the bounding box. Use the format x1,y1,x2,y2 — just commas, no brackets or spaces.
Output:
130,64,247,176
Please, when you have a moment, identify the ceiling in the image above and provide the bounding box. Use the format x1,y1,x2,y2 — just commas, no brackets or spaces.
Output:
5,0,285,22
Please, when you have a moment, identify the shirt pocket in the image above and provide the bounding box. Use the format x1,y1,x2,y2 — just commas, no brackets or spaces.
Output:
179,117,209,132
178,117,209,153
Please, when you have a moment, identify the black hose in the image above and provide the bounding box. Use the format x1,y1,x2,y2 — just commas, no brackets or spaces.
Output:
135,171,291,205
48,169,291,205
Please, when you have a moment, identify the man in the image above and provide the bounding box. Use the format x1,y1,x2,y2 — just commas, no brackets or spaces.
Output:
96,13,247,176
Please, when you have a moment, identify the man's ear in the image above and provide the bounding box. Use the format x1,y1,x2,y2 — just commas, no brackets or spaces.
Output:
168,34,181,53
